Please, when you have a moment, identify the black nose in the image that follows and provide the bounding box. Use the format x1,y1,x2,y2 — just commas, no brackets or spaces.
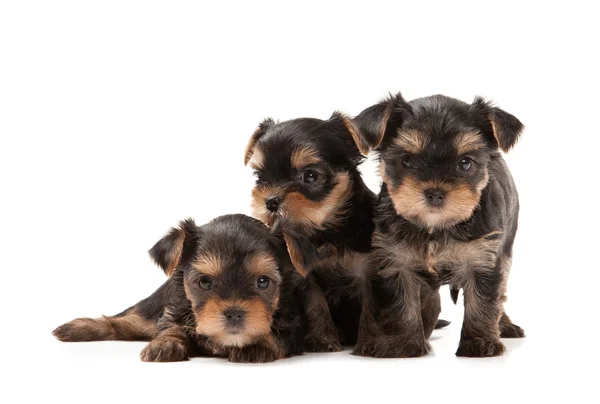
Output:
224,308,246,326
424,188,446,207
265,196,281,212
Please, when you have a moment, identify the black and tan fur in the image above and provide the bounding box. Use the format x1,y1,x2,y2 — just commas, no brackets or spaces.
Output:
53,215,305,363
352,93,525,358
245,113,448,352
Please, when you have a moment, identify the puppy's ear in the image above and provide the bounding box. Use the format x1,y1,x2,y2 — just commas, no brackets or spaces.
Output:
244,118,275,166
328,111,365,163
470,97,524,152
273,220,333,278
352,92,411,153
149,218,199,276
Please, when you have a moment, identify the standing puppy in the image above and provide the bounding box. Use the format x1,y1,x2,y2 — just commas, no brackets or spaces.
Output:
352,93,525,358
53,215,305,363
244,114,377,351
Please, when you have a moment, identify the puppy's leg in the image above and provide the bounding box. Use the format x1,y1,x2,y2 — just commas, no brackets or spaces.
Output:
421,287,441,339
456,262,506,357
302,274,343,352
52,275,184,342
140,308,190,362
497,255,525,338
52,307,156,342
499,311,525,338
228,335,282,363
353,271,429,358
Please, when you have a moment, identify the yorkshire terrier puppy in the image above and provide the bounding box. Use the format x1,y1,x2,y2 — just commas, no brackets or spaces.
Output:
244,113,376,351
244,113,448,352
352,93,525,358
53,215,304,363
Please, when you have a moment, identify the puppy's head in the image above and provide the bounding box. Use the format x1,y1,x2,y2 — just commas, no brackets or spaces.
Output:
244,114,364,231
149,215,285,347
354,93,524,230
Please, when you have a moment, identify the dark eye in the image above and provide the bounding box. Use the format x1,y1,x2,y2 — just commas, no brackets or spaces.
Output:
401,156,414,169
302,169,319,184
457,158,473,171
199,275,214,290
256,276,270,290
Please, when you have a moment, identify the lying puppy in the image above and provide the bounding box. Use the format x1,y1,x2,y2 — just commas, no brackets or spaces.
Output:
53,214,304,363
244,113,448,352
352,93,525,358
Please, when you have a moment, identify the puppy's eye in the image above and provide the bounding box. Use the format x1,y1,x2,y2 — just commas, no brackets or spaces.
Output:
199,275,214,290
256,276,270,290
401,156,414,169
457,158,473,171
302,169,319,184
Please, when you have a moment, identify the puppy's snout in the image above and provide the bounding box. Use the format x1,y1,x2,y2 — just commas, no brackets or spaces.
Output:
224,308,246,326
424,189,446,207
265,196,281,212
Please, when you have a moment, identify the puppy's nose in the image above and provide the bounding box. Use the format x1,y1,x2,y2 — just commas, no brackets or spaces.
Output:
224,308,246,326
424,189,446,207
265,196,281,212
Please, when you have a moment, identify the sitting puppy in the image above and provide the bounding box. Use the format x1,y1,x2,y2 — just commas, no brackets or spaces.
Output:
53,214,304,363
352,93,526,358
244,113,376,351
244,114,449,351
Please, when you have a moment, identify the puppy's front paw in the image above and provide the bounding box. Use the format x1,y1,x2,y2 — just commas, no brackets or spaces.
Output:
228,344,280,363
305,334,343,353
500,322,525,338
353,337,430,358
456,337,505,357
140,338,189,362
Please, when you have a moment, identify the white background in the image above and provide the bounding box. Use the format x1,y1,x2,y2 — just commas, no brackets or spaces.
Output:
1,1,598,403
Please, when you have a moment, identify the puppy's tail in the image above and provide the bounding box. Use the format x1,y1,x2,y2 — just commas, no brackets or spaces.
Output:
52,306,156,342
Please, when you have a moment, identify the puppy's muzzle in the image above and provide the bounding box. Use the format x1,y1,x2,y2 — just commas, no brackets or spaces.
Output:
265,196,282,212
424,188,446,207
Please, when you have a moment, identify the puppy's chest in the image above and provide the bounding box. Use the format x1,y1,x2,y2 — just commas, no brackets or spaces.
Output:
376,231,502,282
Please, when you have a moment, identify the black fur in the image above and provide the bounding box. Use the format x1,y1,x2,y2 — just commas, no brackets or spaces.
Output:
353,93,525,358
54,215,305,363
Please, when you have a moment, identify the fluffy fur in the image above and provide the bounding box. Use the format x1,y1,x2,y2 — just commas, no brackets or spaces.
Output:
244,112,449,352
53,215,305,363
352,93,526,358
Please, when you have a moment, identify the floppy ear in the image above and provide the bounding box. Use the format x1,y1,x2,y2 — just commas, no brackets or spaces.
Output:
327,111,366,164
149,218,198,276
470,97,524,152
273,220,334,278
244,118,275,166
352,92,410,154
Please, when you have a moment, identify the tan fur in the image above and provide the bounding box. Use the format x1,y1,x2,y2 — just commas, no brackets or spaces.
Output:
283,233,309,277
372,100,394,150
247,148,265,171
454,131,486,155
374,229,502,283
244,125,266,166
192,252,225,277
394,129,427,154
291,146,321,169
195,298,275,348
244,252,282,283
338,113,367,155
251,185,286,227
284,172,351,230
165,230,185,276
387,174,489,230
53,308,156,342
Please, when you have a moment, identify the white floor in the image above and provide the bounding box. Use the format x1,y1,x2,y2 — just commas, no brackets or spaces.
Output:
4,289,592,404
